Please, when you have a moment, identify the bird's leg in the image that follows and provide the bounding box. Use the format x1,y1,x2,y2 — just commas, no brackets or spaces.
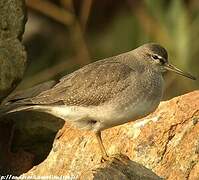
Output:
95,131,109,161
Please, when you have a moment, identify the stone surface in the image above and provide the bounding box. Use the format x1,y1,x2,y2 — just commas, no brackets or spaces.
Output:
0,38,26,100
0,112,64,175
0,0,26,39
18,91,199,179
79,154,162,180
0,0,27,101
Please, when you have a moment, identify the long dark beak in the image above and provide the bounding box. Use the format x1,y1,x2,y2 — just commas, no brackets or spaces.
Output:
164,63,196,80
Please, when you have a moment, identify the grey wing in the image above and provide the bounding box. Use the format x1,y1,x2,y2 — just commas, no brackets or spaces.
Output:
1,80,57,105
31,60,135,106
0,80,57,116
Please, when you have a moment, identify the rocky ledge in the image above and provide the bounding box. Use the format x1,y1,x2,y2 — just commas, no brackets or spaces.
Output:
16,90,199,180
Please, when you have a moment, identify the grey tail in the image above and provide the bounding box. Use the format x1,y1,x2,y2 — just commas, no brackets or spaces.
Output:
0,103,34,117
0,80,57,118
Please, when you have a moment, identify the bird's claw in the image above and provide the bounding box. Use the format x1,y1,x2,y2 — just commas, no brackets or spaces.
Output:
100,153,126,163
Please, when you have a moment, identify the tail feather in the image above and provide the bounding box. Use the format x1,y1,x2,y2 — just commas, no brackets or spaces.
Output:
0,80,57,119
0,103,34,118
1,80,56,105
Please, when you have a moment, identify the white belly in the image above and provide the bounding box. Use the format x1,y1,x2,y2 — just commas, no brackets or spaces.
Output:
88,96,161,130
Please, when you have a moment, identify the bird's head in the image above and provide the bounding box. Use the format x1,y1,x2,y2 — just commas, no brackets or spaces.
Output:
136,43,196,80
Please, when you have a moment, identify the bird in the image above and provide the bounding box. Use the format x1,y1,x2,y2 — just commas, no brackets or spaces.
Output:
0,43,196,160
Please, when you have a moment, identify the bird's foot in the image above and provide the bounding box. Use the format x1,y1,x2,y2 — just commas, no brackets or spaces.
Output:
100,153,129,163
101,154,111,163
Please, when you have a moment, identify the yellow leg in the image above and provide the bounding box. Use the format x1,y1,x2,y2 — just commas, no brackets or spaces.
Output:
95,131,109,160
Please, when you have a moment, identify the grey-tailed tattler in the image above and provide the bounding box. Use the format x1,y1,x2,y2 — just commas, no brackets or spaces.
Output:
0,43,196,160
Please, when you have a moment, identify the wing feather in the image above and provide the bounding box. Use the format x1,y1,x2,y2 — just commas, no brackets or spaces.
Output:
31,60,135,106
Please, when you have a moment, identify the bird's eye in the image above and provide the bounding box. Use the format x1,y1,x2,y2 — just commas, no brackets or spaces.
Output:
151,54,159,60
151,54,165,64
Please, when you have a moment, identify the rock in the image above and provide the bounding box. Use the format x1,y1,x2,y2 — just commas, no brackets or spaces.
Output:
0,0,27,101
0,38,27,100
0,112,64,175
0,0,26,39
80,154,162,180
18,91,199,179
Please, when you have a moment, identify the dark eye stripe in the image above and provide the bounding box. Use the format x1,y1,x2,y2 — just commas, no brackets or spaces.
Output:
159,58,165,64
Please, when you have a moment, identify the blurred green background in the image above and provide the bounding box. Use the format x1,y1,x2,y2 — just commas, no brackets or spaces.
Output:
19,0,199,100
